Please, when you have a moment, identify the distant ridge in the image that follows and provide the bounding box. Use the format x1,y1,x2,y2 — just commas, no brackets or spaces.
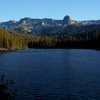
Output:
0,15,100,34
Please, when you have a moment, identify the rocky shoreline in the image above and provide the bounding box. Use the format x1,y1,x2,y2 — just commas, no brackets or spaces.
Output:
0,48,8,51
0,48,15,52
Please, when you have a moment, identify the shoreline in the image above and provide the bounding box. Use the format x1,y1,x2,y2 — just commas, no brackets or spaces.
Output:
0,48,9,52
0,48,16,52
0,47,100,52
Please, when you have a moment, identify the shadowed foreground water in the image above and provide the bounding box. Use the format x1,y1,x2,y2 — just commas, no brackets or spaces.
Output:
0,49,100,100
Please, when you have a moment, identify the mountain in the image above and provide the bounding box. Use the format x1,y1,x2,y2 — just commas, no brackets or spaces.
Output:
0,15,100,35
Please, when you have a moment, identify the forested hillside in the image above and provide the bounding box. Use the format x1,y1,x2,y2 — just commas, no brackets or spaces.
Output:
0,28,27,51
0,28,100,51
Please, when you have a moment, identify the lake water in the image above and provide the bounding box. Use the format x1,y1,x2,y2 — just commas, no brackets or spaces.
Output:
0,49,100,100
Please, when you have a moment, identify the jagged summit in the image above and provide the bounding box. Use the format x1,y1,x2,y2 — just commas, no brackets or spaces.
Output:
63,15,73,25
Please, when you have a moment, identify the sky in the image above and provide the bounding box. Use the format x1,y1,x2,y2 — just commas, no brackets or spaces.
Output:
0,0,100,21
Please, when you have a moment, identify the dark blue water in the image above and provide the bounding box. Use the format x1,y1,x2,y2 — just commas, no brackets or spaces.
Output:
0,49,100,100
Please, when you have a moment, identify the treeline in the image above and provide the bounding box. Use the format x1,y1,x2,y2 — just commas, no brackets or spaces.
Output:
0,29,28,50
0,28,100,50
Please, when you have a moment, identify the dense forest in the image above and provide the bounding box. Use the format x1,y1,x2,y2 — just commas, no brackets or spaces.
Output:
0,28,100,51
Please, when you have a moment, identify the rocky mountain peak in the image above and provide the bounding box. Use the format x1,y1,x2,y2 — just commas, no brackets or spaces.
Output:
63,15,73,25
18,17,33,23
9,20,17,23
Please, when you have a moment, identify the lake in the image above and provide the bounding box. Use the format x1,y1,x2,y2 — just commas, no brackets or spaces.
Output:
0,49,100,100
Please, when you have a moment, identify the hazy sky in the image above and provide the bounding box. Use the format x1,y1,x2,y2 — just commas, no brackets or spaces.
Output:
0,0,100,21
